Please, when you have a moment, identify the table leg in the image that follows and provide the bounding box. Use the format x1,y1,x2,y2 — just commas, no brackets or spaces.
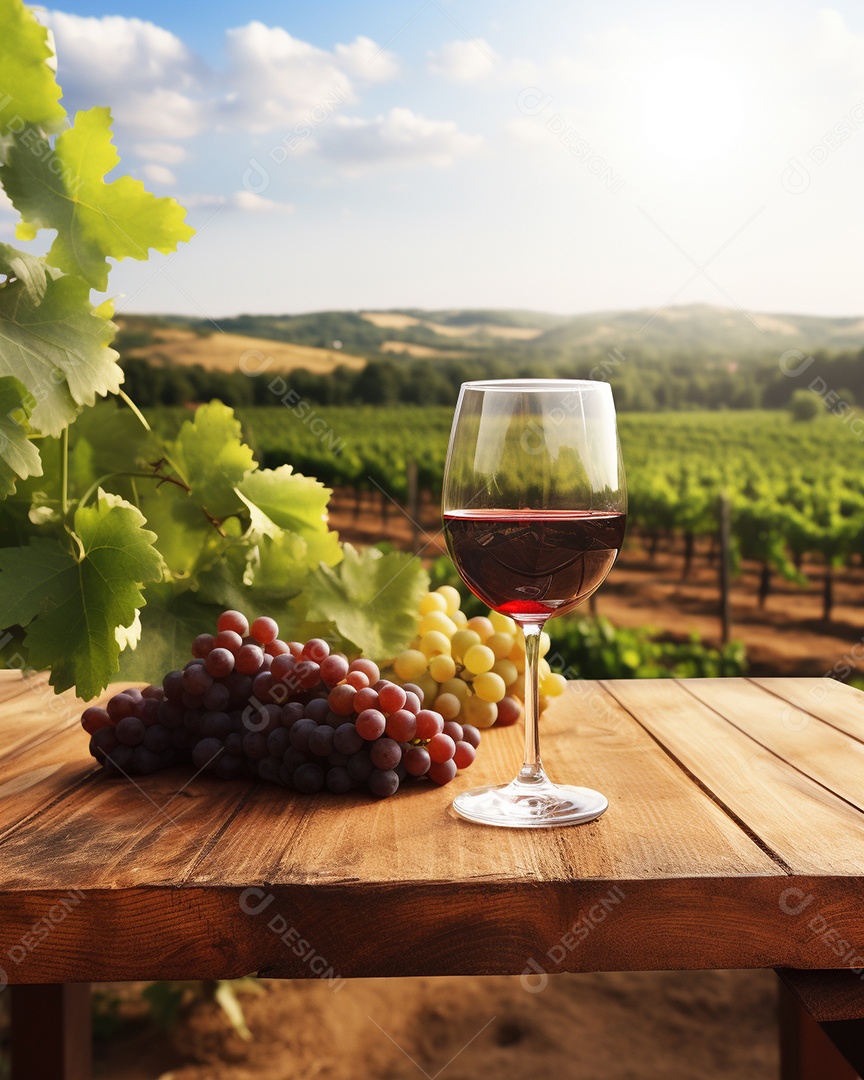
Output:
778,982,860,1080
10,983,92,1080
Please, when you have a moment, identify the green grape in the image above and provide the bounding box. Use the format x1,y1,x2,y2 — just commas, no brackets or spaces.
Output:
435,585,461,616
420,630,451,658
439,677,470,703
464,643,495,675
418,610,458,637
463,695,498,729
394,649,427,681
451,629,481,661
487,632,515,660
491,658,518,686
429,654,457,682
419,591,448,615
465,616,494,642
473,671,506,703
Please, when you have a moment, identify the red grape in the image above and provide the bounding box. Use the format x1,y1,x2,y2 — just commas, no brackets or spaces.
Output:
378,683,406,713
403,691,421,715
265,639,290,656
401,682,424,704
302,638,330,662
350,658,380,684
385,709,416,742
427,733,456,763
217,610,249,636
328,684,356,716
205,647,235,677
192,633,215,658
415,709,444,740
370,737,402,770
214,630,243,654
344,670,369,690
269,653,296,682
251,616,279,645
296,661,322,689
453,741,476,769
320,654,349,687
81,707,112,734
235,644,264,675
495,696,522,728
461,725,481,748
355,708,386,740
286,641,304,658
106,694,137,722
442,721,464,743
353,687,379,713
427,759,458,785
403,746,431,777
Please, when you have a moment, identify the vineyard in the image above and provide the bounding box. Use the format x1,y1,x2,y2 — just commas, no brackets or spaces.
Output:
209,405,864,623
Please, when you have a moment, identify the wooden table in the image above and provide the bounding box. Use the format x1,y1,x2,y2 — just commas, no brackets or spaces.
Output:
3,672,864,1079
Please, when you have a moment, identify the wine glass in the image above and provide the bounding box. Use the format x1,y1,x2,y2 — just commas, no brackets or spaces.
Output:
442,379,626,828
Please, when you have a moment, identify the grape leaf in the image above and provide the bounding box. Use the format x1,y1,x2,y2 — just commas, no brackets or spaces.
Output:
237,465,342,568
0,107,193,290
118,585,222,682
0,0,66,138
0,490,164,697
0,265,122,436
0,375,41,497
173,401,256,520
0,241,47,300
305,544,428,661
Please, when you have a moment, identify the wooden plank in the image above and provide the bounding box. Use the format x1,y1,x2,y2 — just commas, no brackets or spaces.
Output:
778,981,859,1080
0,674,87,764
752,678,864,744
681,678,864,813
10,983,92,1080
187,680,780,888
604,678,864,875
778,969,864,1023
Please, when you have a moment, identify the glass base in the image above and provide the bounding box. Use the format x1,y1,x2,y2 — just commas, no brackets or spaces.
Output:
452,778,608,828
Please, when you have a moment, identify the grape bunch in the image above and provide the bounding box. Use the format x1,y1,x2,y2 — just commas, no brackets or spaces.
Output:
81,610,480,799
387,586,568,728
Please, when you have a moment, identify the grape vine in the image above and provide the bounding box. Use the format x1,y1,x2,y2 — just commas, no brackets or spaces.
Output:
0,0,429,699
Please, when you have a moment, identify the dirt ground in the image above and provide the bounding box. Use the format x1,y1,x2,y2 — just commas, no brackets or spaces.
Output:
87,490,857,1078
328,489,864,679
94,970,779,1079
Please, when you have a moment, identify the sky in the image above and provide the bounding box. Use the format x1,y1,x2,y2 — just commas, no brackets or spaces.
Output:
3,0,864,318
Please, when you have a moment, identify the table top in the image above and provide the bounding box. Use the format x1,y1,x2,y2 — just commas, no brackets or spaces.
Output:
1,672,864,985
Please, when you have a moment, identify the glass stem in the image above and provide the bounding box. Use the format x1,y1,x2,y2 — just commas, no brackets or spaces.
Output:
517,621,547,786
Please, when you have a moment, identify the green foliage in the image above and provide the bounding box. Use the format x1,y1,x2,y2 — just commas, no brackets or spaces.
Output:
306,544,429,659
0,490,163,698
788,388,822,421
0,0,66,134
0,4,428,697
548,616,747,679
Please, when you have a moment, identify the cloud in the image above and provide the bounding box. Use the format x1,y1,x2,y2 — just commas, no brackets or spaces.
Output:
427,38,498,81
316,107,482,168
46,12,204,138
141,163,176,185
183,192,294,213
44,12,397,138
335,35,399,82
133,142,188,165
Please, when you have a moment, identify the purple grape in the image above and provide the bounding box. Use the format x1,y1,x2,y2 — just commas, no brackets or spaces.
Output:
143,725,172,753
242,731,268,760
289,718,318,752
132,745,161,775
368,769,400,798
307,724,335,757
326,766,352,794
333,723,363,755
280,701,304,729
182,665,213,696
267,728,291,758
192,737,224,771
369,737,402,771
294,763,325,793
346,750,374,783
205,647,235,678
115,716,145,746
201,682,231,711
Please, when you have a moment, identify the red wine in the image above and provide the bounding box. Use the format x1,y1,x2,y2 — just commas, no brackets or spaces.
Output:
443,509,626,621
